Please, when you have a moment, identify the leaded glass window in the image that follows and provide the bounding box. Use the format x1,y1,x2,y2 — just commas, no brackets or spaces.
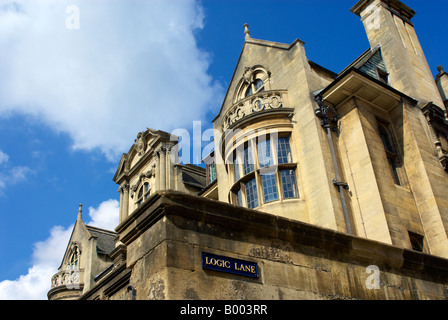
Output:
229,133,299,209
257,138,274,168
277,137,292,164
243,144,254,175
234,152,241,182
281,169,299,199
245,178,259,209
261,172,278,203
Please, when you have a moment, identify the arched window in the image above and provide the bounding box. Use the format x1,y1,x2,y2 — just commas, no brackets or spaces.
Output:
233,66,270,104
245,78,265,97
136,182,150,207
378,122,401,185
67,244,80,269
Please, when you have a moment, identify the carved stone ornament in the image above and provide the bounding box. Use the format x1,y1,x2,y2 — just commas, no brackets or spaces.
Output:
135,131,147,156
243,67,254,83
223,90,287,131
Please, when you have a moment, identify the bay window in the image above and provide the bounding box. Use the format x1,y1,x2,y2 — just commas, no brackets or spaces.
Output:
230,134,299,209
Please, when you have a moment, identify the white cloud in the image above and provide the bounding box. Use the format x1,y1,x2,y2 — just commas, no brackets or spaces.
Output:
0,199,119,300
0,0,223,161
87,199,119,231
0,225,73,300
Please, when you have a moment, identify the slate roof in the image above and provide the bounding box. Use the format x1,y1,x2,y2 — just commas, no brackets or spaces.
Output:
86,225,117,256
339,46,388,81
181,164,206,189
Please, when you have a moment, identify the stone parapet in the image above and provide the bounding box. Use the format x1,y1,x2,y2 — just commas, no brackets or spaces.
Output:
114,190,448,300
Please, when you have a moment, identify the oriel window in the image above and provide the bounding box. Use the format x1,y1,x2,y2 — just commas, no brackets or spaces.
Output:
229,134,299,209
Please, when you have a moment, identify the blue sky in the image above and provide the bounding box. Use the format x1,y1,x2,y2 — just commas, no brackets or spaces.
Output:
0,0,446,299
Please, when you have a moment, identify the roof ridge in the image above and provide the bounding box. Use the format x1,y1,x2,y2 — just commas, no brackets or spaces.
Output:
86,224,117,235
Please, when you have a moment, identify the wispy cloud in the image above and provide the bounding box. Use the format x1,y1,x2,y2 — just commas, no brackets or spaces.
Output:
0,151,9,165
0,0,223,161
0,150,33,196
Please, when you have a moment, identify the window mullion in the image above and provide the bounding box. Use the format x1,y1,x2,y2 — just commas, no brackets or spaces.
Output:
240,183,247,207
255,170,262,206
275,169,283,201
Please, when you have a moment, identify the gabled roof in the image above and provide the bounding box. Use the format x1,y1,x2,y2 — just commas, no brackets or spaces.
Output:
212,36,304,123
59,213,117,269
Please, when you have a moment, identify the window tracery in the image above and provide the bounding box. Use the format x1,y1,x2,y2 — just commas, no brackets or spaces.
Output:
67,244,80,268
234,66,271,104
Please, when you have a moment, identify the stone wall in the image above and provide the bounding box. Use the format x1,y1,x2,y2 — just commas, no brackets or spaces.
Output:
111,191,448,300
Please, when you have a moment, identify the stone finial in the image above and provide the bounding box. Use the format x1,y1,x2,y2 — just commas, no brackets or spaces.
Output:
437,65,444,74
243,23,250,40
77,204,82,221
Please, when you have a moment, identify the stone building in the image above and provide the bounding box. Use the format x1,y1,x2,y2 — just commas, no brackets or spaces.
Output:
48,0,448,300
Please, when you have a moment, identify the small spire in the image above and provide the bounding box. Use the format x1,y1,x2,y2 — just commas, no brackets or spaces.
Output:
243,23,250,40
77,204,83,221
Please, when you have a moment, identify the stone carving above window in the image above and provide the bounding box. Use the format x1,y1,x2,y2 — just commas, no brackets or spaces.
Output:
222,65,291,131
134,131,147,156
223,90,288,131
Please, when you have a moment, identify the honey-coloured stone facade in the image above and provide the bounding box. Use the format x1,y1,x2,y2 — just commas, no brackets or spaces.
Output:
49,0,448,300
